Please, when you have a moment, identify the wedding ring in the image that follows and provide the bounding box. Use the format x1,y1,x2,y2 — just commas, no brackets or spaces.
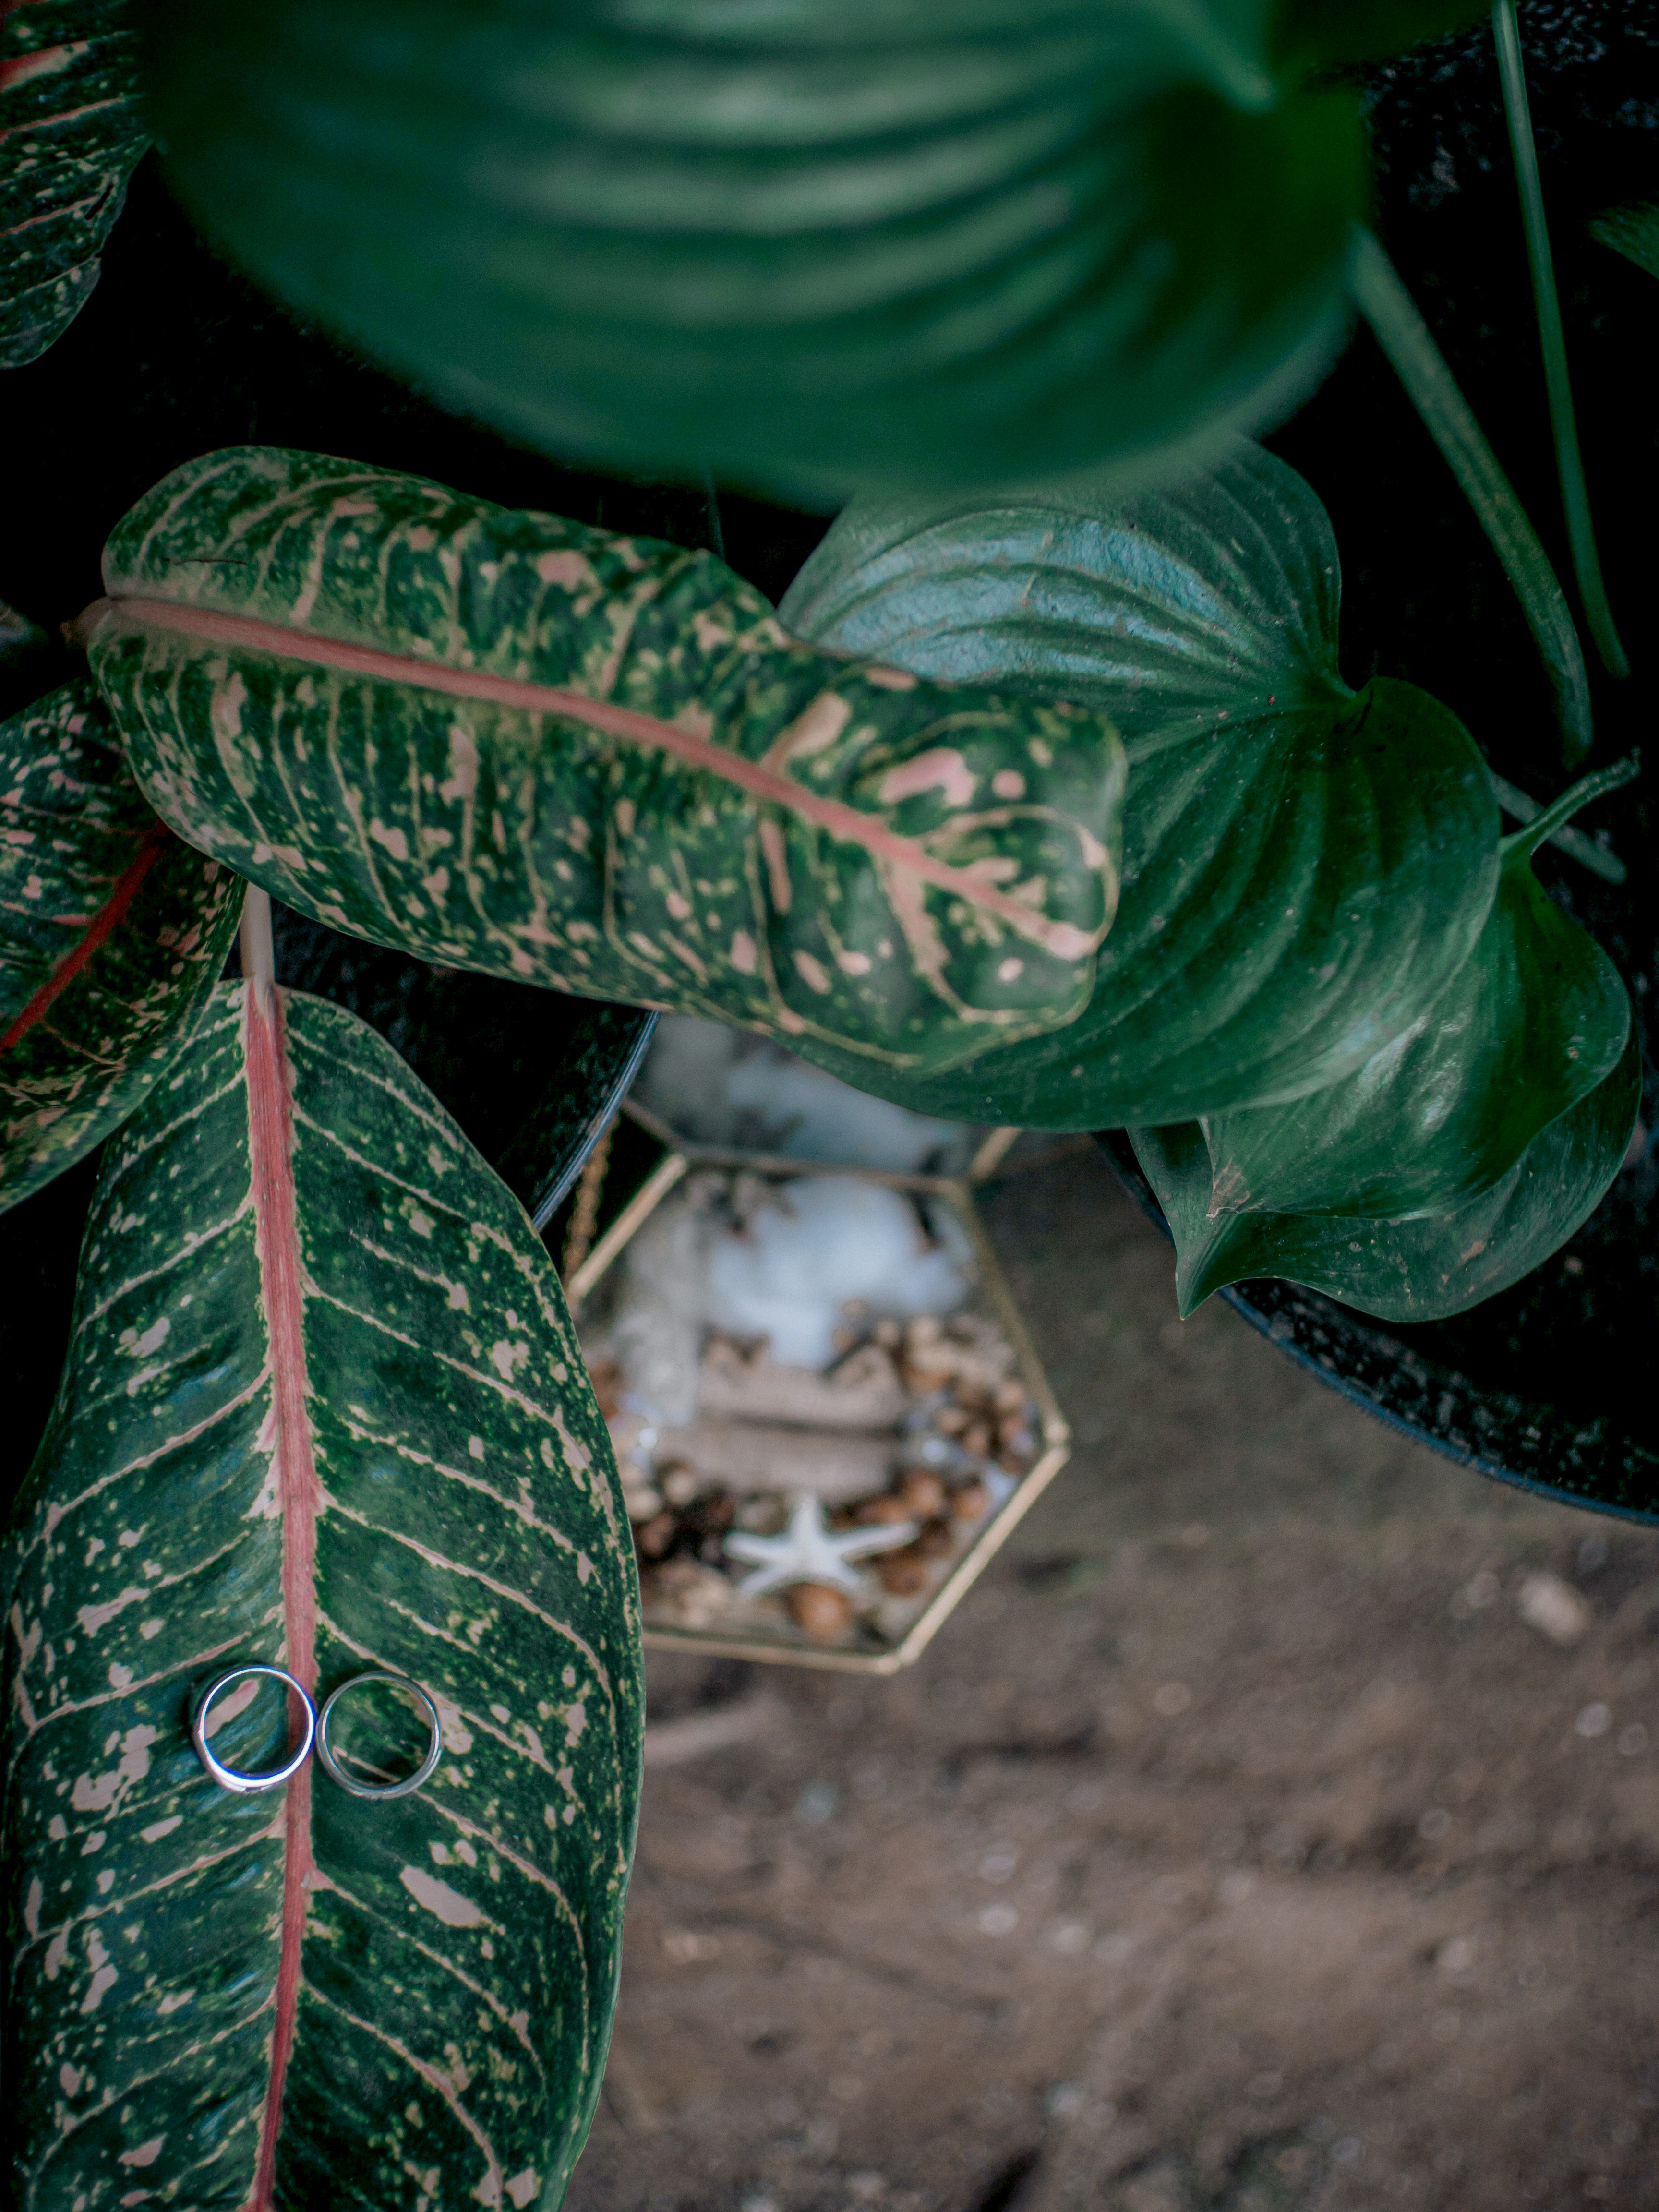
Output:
191,1665,317,1795
314,1671,444,1801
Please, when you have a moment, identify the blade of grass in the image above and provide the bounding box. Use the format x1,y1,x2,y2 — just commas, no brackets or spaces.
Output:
1492,0,1629,679
1350,226,1593,766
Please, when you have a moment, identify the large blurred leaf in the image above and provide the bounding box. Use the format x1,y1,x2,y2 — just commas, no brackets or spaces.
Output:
1199,771,1634,1221
141,0,1365,499
0,0,148,368
1274,1,1487,68
777,442,1500,1127
1133,1033,1641,1322
84,446,1124,1080
3,980,641,2210
0,682,242,1211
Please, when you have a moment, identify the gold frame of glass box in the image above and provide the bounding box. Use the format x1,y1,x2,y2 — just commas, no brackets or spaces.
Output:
565,1107,1072,1675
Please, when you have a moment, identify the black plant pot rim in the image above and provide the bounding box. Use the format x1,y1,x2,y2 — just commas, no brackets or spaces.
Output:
1094,1131,1659,1531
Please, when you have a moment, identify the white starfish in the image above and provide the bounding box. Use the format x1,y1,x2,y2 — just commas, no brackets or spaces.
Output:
724,1494,918,1597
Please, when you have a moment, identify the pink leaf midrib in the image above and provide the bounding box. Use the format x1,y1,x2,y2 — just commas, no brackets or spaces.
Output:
87,593,1100,962
0,819,170,1056
240,979,322,2212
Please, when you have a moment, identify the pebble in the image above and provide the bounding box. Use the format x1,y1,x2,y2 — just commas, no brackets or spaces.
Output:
899,1468,949,1517
635,1512,676,1560
1517,1571,1590,1646
876,1545,929,1598
787,1581,854,1640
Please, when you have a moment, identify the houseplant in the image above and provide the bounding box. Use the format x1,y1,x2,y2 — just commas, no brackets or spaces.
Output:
3,0,1654,2205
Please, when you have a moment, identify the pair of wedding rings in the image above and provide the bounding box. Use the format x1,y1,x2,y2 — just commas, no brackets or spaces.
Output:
189,1665,444,1801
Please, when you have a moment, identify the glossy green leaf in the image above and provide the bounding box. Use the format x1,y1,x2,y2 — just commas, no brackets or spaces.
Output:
0,0,148,369
1132,1032,1641,1323
1590,202,1659,282
776,441,1500,1127
3,979,641,2210
85,446,1125,1080
1198,772,1633,1221
142,0,1365,499
0,682,242,1212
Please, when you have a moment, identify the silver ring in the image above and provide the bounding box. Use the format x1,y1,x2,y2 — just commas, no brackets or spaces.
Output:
191,1665,316,1795
315,1671,444,1801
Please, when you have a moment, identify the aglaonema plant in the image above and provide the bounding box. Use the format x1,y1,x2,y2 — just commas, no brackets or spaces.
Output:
0,457,1128,2207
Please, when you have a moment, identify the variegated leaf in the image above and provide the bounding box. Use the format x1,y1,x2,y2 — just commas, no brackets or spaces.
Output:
0,681,242,1211
84,446,1125,1080
3,980,642,2211
0,0,148,368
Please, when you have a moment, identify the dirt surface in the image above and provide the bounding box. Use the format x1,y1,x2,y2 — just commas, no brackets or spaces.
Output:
565,1150,1659,2212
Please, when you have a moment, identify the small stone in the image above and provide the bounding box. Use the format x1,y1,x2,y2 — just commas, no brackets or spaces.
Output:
1516,1571,1590,1646
660,1466,703,1509
645,1560,734,1627
734,1493,788,1535
684,1489,735,1539
899,1468,948,1517
634,1512,676,1560
786,1582,853,1641
623,1485,665,1522
952,1479,990,1521
876,1544,929,1597
854,1494,915,1525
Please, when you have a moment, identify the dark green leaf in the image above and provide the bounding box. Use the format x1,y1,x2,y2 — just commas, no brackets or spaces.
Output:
1590,202,1659,282
0,682,242,1212
0,0,148,368
3,979,642,2210
777,442,1500,1127
142,0,1364,498
1274,1,1488,69
86,445,1125,1080
1131,1031,1641,1322
1199,780,1633,1220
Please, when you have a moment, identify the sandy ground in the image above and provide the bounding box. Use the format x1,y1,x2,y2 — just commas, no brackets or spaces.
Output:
565,1149,1659,2212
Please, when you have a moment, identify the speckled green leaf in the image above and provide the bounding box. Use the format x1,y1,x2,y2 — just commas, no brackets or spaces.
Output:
139,0,1365,500
777,441,1500,1127
0,681,242,1212
85,445,1125,1080
1133,1032,1641,1323
1199,771,1634,1221
1591,201,1659,282
0,0,148,368
3,980,641,2212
